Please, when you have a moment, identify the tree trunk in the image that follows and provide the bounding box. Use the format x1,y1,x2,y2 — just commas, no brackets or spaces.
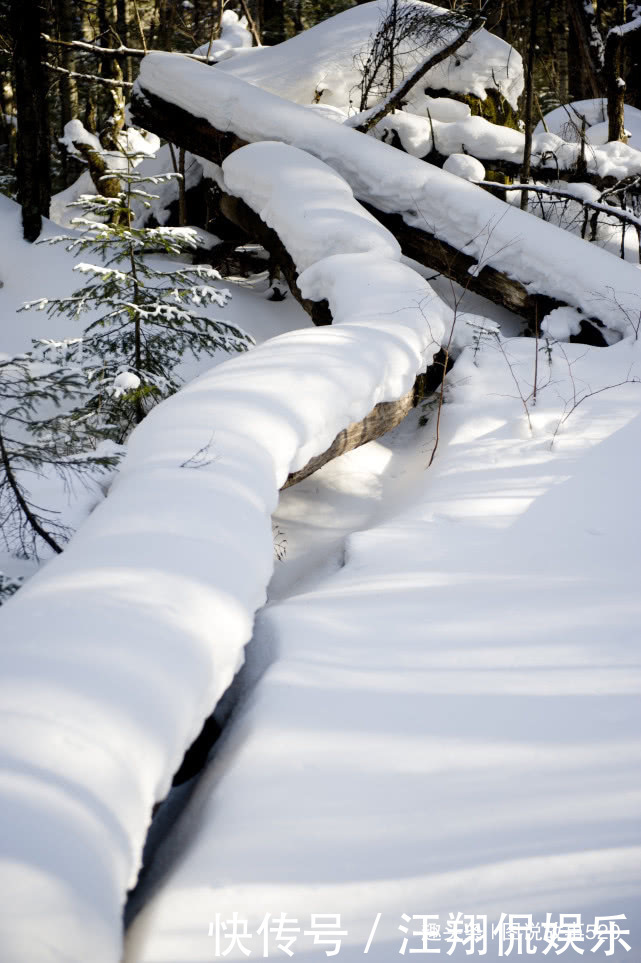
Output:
605,28,626,141
567,0,604,98
11,0,51,241
55,0,78,124
557,2,570,105
520,0,539,210
116,0,134,84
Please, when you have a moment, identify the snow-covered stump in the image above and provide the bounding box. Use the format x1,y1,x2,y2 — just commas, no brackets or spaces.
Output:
0,145,448,963
131,54,641,343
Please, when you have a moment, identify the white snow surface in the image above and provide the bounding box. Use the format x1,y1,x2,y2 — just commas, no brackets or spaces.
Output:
0,156,446,961
193,10,253,61
541,306,584,340
535,98,641,153
136,55,641,337
442,151,486,182
124,334,641,963
214,1,523,110
373,106,641,179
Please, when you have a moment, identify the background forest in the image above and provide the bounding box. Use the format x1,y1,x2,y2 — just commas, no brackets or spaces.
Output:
1,0,640,237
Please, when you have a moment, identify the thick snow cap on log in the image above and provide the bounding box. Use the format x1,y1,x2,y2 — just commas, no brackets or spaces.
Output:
214,0,524,110
136,54,641,338
373,108,641,179
0,144,446,963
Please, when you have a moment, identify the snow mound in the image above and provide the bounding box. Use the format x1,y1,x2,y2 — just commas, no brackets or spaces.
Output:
442,152,486,182
541,306,584,341
535,99,641,153
192,10,253,61
216,0,523,111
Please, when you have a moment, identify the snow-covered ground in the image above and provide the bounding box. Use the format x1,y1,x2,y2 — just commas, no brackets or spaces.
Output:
124,333,641,962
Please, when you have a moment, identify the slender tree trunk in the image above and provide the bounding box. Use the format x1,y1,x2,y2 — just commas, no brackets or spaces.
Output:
557,2,570,104
605,0,628,143
10,0,51,241
520,0,539,210
55,0,78,186
116,0,133,84
605,28,626,141
55,0,78,123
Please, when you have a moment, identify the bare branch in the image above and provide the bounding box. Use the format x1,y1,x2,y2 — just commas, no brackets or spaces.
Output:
355,14,485,135
44,61,134,89
42,34,218,65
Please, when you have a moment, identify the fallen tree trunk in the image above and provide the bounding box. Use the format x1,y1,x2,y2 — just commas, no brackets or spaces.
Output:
130,78,610,342
282,355,447,489
218,189,448,488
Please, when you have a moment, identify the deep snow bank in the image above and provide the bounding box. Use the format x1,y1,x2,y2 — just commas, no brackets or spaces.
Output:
0,147,446,962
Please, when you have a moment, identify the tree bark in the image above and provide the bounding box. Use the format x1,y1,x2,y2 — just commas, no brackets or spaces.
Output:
605,28,626,141
11,0,51,241
520,0,538,210
55,0,78,125
568,0,604,96
282,355,447,489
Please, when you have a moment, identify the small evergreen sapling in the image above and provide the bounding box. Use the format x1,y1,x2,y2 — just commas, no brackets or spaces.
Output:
0,351,117,565
21,157,253,442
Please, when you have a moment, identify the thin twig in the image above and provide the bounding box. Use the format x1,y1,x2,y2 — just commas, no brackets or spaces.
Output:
44,61,134,89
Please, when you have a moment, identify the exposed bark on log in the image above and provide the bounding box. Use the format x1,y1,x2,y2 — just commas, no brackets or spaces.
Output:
221,189,449,489
130,84,627,194
219,191,451,486
282,352,448,490
129,85,607,343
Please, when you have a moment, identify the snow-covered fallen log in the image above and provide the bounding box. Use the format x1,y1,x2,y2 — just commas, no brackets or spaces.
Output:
131,55,641,341
370,108,641,186
0,145,448,963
